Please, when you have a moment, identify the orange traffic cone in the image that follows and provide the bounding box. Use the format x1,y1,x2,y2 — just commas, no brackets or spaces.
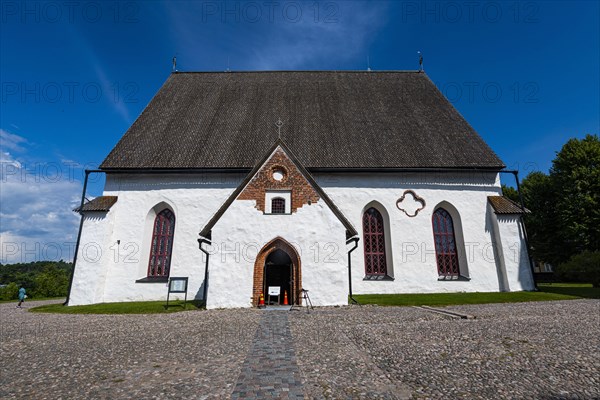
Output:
283,290,288,305
259,292,265,308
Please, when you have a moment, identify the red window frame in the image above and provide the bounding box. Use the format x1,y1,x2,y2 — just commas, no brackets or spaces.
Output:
432,208,460,277
362,207,388,276
147,209,175,277
271,197,286,214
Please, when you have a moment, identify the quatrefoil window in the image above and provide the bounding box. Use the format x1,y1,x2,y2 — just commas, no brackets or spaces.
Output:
396,190,426,217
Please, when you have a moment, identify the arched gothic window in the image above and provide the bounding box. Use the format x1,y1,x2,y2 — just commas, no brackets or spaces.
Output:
271,197,286,214
432,208,459,277
147,209,175,277
363,207,387,276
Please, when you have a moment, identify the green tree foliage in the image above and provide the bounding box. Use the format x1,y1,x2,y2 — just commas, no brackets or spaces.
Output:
501,184,520,203
34,264,70,297
555,251,600,287
0,261,73,298
0,282,19,300
518,134,600,270
521,172,563,265
551,134,600,260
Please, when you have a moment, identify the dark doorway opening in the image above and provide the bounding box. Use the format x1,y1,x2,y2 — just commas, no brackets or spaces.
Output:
264,249,293,305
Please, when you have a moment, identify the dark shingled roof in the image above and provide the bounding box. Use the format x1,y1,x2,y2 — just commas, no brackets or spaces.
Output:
488,196,529,214
100,71,505,170
74,196,118,213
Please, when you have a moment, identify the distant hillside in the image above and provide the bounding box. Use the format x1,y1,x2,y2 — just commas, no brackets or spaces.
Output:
0,261,73,300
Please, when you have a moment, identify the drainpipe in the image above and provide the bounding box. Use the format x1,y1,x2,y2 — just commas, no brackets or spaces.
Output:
198,234,212,307
346,236,360,305
499,170,537,290
64,169,103,305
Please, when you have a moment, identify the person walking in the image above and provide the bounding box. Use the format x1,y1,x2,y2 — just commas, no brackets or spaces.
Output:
16,286,26,308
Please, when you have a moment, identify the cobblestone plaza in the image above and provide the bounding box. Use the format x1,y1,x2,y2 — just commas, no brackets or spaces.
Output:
1,300,598,399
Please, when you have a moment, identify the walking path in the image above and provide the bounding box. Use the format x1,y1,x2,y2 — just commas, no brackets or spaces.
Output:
231,312,304,399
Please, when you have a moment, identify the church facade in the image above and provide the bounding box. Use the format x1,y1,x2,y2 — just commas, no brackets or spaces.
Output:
68,71,535,308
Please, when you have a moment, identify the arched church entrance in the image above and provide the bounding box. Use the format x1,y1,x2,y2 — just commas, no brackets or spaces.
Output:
265,250,292,304
252,238,301,307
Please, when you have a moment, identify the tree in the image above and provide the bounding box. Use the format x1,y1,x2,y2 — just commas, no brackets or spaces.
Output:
501,184,520,203
0,282,19,300
33,264,70,297
511,135,599,268
0,261,72,298
520,171,562,265
555,251,600,287
551,134,600,261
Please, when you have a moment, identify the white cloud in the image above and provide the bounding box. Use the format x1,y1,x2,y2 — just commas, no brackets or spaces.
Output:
164,1,389,70
249,3,389,69
0,133,82,264
93,63,132,124
0,129,28,153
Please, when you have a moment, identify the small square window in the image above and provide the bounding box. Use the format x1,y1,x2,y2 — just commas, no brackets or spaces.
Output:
265,190,291,214
271,198,286,214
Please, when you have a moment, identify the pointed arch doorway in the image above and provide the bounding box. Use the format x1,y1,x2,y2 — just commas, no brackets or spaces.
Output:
253,238,301,307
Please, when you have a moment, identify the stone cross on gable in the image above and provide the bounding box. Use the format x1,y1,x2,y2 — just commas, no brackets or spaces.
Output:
276,118,283,139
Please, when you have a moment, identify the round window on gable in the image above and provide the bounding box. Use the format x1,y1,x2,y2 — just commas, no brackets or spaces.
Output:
272,167,286,182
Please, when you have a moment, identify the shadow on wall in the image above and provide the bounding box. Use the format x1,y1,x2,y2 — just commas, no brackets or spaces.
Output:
316,172,499,191
104,173,245,192
83,213,107,222
195,277,207,306
486,204,510,292
515,216,535,290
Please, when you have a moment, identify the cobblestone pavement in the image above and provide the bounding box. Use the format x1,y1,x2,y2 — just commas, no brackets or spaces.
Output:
0,300,261,399
1,299,599,399
231,312,304,399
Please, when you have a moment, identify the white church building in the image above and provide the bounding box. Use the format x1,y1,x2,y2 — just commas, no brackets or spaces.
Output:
67,71,535,308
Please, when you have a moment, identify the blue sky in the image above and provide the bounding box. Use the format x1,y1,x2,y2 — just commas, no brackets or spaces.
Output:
1,0,599,263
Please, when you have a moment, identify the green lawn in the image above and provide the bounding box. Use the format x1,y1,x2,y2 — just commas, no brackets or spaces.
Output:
0,296,65,304
30,300,202,314
353,283,599,307
23,284,599,313
538,282,600,299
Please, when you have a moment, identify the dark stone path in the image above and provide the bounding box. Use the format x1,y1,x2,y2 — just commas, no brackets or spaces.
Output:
231,312,304,399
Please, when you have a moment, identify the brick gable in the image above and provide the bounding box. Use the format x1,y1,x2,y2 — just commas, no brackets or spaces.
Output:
238,147,320,213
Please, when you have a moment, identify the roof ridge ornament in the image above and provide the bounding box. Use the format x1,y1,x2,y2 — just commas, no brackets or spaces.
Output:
276,118,283,139
417,51,423,72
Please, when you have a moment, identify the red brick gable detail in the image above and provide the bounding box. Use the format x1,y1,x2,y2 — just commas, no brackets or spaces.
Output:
237,147,320,213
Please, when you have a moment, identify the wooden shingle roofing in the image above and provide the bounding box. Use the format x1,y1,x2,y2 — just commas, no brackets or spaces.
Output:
488,196,529,214
100,71,504,170
74,196,118,213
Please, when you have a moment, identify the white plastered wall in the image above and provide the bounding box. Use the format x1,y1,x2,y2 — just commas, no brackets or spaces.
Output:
69,212,115,305
490,213,535,291
206,199,348,309
69,170,535,307
69,173,244,305
315,171,529,294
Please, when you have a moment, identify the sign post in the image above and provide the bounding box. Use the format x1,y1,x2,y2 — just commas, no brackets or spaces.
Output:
267,286,280,305
166,277,188,309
